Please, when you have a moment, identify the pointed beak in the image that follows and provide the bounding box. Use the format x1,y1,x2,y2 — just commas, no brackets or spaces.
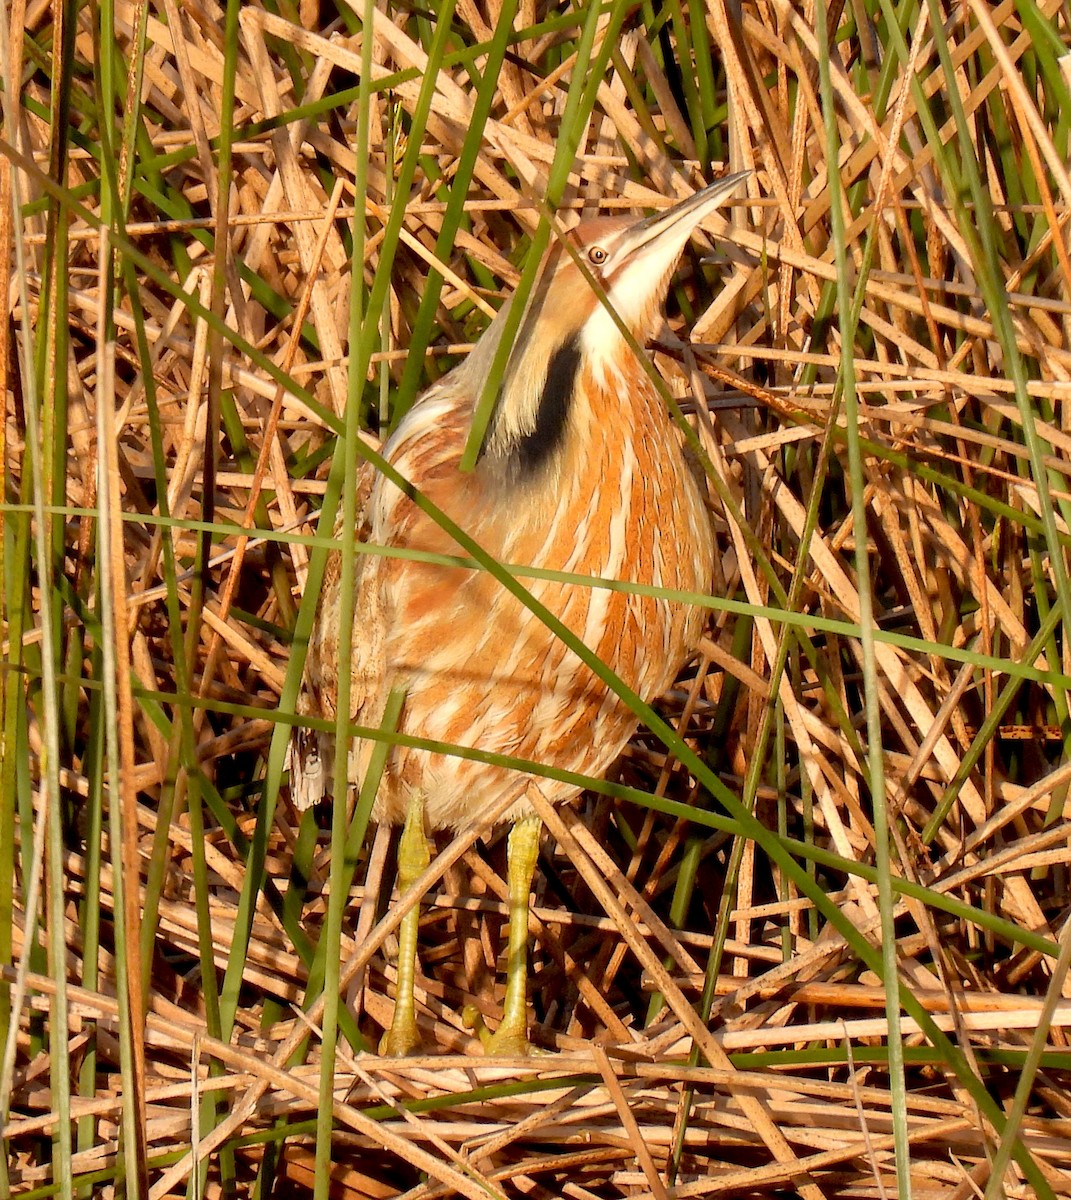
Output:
617,170,750,262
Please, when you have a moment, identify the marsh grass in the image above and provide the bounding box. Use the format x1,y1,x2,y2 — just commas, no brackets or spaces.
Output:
3,1,1071,1197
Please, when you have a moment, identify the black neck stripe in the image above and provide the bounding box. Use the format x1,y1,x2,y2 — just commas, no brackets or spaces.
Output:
511,334,582,476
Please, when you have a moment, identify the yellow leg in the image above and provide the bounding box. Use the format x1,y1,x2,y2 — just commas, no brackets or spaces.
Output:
379,793,429,1057
467,815,542,1056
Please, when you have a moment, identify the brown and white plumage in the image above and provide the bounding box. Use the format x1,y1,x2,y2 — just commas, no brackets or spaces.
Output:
288,173,747,1054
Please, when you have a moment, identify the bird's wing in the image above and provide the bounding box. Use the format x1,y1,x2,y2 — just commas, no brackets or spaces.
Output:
288,381,475,810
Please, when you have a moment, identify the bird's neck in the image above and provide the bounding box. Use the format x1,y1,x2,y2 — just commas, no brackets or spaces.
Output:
477,324,653,487
481,333,585,480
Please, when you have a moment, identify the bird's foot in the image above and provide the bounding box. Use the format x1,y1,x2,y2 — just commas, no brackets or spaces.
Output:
378,1018,422,1057
462,1004,548,1056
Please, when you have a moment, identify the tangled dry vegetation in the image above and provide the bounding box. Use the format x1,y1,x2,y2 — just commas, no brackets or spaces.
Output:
4,1,1071,1197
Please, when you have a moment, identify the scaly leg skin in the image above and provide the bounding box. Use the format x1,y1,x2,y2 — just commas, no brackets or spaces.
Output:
379,792,430,1057
466,815,543,1056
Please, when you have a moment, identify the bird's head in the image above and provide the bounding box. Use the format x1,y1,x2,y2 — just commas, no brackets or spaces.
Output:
474,171,749,482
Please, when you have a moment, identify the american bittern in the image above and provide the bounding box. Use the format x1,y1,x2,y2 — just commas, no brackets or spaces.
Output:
289,173,747,1055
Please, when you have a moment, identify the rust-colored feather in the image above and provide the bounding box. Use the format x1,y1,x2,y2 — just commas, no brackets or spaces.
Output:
288,173,748,1056
291,350,714,830
287,180,748,827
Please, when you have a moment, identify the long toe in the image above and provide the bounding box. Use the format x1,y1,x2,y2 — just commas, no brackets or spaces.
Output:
482,1027,534,1056
465,1005,547,1057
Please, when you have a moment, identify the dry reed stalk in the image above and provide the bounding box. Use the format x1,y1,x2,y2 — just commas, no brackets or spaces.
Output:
4,0,1071,1197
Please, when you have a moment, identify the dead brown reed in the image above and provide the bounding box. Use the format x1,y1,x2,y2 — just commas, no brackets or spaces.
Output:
4,1,1071,1197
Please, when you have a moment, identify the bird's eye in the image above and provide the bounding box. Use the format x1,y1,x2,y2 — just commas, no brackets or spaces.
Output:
587,246,608,265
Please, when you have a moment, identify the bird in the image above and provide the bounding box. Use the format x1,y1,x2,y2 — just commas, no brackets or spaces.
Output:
288,172,748,1056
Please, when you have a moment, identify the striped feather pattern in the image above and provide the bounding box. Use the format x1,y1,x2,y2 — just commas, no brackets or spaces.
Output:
289,180,750,830
291,352,714,832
